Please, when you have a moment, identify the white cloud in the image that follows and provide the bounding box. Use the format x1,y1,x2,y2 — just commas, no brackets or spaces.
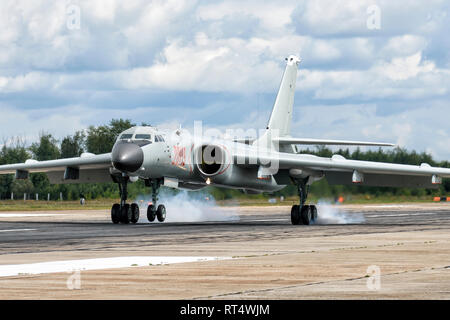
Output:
291,102,450,160
292,0,370,36
381,35,428,57
197,1,295,33
373,52,435,81
298,52,449,100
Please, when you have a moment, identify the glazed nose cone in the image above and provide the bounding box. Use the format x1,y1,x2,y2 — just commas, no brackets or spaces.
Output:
111,142,144,172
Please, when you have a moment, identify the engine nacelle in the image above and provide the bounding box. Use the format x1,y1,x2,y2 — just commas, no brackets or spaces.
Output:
194,144,283,192
195,144,231,177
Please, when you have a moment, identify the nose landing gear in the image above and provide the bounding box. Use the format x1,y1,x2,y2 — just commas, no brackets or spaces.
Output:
145,179,166,223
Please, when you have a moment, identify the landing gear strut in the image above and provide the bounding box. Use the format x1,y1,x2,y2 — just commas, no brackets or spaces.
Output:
146,179,166,223
291,178,318,225
111,176,140,224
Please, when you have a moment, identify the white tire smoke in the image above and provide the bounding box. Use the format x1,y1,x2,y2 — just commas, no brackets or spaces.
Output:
135,191,240,223
314,200,365,224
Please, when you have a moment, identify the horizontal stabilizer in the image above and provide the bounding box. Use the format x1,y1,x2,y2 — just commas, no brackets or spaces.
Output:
274,137,395,147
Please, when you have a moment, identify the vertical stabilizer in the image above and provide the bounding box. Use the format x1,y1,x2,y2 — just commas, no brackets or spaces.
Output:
266,55,300,137
254,55,300,152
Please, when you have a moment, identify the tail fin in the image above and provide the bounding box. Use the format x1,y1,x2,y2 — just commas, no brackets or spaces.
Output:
253,55,300,152
266,55,300,137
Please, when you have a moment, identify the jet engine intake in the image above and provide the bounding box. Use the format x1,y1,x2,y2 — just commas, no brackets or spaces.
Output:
196,144,229,177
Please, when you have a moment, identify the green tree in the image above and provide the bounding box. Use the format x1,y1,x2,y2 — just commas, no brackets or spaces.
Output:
29,133,60,161
28,133,60,198
11,179,34,197
109,119,135,139
0,138,30,198
61,131,85,158
86,119,135,154
85,125,112,154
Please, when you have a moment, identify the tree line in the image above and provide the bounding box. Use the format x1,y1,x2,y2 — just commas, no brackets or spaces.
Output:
0,119,138,200
0,119,448,201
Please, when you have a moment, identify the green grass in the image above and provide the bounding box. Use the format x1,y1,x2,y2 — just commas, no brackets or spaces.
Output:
218,194,446,207
0,199,114,211
0,194,445,211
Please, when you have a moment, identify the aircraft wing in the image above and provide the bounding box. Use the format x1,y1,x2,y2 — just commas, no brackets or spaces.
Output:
0,153,114,184
235,150,450,188
274,137,395,147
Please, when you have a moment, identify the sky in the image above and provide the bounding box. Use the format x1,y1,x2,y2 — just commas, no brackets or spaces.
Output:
0,0,449,160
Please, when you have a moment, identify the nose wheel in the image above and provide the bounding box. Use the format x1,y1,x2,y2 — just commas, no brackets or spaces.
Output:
146,204,166,222
145,179,167,223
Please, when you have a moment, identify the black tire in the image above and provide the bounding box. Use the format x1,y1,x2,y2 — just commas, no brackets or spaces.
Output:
130,203,140,224
111,203,120,224
290,205,301,225
156,204,166,222
310,205,318,223
301,205,312,225
147,204,156,222
120,203,131,224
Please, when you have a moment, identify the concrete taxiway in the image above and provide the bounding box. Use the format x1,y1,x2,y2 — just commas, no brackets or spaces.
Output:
0,203,449,299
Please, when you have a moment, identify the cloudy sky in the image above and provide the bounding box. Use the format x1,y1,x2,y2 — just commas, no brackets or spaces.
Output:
0,0,449,159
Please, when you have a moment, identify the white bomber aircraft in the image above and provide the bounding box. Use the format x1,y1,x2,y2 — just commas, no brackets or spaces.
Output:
1,55,449,225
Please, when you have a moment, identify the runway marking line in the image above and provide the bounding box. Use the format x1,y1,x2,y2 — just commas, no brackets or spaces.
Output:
0,256,232,277
366,212,438,218
245,218,287,222
0,228,37,233
0,213,65,218
362,205,411,209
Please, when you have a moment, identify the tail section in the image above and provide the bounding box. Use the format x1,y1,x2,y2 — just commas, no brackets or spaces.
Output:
254,55,300,152
266,55,300,137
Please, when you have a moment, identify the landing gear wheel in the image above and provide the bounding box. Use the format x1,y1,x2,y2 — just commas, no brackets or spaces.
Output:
310,205,318,223
156,204,166,222
147,204,156,222
291,205,302,225
130,203,140,224
301,205,312,225
120,203,131,224
111,203,120,224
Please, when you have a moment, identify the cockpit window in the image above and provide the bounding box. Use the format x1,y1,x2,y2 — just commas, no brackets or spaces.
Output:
135,134,151,140
120,134,133,140
154,135,165,142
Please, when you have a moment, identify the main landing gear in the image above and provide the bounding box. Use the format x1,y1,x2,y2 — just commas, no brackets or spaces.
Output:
111,176,140,224
145,179,166,223
291,179,318,225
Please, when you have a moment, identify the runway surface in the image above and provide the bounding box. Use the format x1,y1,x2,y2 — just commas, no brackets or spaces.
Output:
0,203,449,299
